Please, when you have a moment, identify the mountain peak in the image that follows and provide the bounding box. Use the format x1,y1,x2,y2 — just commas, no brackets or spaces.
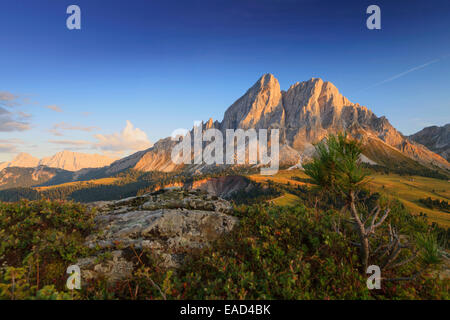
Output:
221,73,283,130
13,152,37,161
256,73,279,87
0,152,39,170
0,151,118,172
39,151,117,171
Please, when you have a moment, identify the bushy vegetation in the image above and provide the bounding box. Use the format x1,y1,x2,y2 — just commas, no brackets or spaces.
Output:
0,200,95,299
230,181,282,205
361,163,449,180
76,202,447,300
302,133,447,273
419,197,450,212
0,197,448,300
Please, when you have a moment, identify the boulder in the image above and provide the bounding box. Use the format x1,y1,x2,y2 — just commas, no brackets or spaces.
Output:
78,188,237,283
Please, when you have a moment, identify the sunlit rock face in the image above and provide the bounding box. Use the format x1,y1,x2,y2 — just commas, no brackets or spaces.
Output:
219,74,449,169
87,74,449,175
0,153,39,170
39,150,117,171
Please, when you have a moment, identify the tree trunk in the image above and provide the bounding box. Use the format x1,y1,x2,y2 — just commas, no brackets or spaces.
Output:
360,235,369,271
349,190,369,271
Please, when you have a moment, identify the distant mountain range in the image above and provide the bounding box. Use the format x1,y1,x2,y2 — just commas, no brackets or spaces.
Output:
0,166,72,191
409,124,450,161
1,74,448,192
0,151,117,171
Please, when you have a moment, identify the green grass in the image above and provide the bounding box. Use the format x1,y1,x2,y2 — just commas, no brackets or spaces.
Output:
34,177,120,191
270,193,301,206
367,174,450,228
247,169,450,228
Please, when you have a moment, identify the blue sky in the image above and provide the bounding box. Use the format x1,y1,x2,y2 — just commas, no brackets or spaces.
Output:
1,0,449,162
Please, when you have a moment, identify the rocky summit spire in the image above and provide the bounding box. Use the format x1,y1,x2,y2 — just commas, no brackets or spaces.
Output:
221,73,285,130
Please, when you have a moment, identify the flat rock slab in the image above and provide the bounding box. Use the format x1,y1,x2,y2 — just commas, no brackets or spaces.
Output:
79,188,237,283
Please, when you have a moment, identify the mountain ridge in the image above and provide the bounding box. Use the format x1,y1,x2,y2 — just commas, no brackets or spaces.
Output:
105,73,448,175
0,151,117,172
409,124,450,161
2,74,448,188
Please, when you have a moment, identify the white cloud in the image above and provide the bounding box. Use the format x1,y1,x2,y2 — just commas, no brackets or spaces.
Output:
0,143,17,153
94,120,152,153
48,140,91,146
0,107,10,115
0,91,20,107
0,114,30,132
45,105,63,112
49,121,100,136
0,98,31,131
17,111,32,119
0,138,24,153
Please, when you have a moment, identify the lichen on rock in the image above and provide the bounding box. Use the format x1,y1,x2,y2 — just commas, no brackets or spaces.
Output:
78,188,237,283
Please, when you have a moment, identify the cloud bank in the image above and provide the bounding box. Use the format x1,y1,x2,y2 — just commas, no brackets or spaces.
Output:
94,120,152,154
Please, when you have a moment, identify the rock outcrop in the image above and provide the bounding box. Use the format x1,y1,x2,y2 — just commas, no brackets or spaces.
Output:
189,176,253,198
78,188,237,283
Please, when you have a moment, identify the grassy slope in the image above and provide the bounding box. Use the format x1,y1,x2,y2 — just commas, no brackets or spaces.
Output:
270,193,301,206
249,169,450,228
248,170,310,186
34,177,120,191
367,174,449,227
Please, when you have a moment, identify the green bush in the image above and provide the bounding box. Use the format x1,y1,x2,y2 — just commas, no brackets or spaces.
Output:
101,204,448,300
0,200,95,299
1,199,448,300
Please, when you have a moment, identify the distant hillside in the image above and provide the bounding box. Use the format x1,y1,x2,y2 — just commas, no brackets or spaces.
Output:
0,166,72,190
409,124,450,161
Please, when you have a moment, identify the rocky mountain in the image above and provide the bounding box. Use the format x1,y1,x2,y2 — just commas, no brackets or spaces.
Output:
0,153,39,171
409,124,450,161
0,151,117,172
220,74,449,170
0,166,72,190
2,74,447,191
97,74,449,176
39,150,117,171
